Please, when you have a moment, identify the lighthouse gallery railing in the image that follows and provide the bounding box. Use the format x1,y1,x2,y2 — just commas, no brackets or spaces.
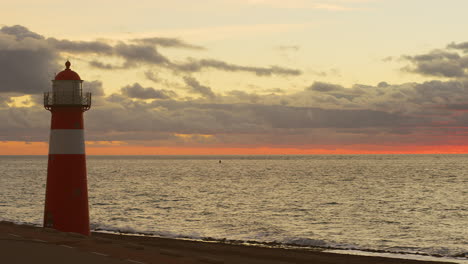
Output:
44,92,92,111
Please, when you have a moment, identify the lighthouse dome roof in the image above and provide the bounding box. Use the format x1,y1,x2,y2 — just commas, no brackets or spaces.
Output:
55,60,81,80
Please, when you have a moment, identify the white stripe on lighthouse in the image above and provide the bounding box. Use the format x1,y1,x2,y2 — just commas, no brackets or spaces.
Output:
49,129,85,154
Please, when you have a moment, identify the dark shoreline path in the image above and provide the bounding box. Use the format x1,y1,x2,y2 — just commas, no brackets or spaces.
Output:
0,221,457,264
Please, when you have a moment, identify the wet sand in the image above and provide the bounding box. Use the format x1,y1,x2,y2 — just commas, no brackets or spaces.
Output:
0,221,456,264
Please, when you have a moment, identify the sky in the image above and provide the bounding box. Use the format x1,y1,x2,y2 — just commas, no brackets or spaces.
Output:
2,0,468,155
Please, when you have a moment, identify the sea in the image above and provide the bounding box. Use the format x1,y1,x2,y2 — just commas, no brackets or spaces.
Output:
0,155,467,263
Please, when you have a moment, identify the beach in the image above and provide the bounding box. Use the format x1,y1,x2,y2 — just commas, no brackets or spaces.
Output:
0,221,458,264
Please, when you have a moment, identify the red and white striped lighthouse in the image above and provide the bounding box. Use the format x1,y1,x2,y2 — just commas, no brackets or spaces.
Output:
43,61,92,235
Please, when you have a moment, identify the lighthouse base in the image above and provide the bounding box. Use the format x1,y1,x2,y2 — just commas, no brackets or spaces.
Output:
44,154,90,235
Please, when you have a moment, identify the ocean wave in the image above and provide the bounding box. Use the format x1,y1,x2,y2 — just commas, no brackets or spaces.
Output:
89,223,467,261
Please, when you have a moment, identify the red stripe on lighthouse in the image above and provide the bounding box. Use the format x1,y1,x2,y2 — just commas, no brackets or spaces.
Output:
44,154,89,234
50,108,84,129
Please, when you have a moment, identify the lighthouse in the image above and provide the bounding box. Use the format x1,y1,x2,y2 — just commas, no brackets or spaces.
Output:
43,61,92,235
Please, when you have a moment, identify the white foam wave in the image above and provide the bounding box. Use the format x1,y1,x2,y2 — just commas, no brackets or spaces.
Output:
89,222,467,262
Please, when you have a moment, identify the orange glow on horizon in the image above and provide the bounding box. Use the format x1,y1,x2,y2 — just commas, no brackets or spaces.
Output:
0,141,49,155
3,141,468,155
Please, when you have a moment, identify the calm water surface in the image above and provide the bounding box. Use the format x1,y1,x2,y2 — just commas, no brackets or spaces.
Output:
0,155,466,260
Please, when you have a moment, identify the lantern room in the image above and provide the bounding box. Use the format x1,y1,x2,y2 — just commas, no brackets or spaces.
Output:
44,61,91,111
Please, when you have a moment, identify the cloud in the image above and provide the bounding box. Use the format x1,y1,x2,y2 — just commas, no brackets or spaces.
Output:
0,26,59,94
83,80,105,96
144,71,184,90
3,78,468,147
382,56,394,62
226,90,261,103
278,45,300,52
174,59,302,76
0,106,49,141
0,25,299,77
88,60,119,70
90,53,302,77
377,81,390,88
145,71,161,83
0,95,10,108
114,43,171,66
4,25,468,149
447,41,468,53
78,92,431,148
305,81,366,101
1,25,299,77
308,82,345,92
249,104,413,129
403,48,468,78
84,41,301,76
183,76,216,99
79,78,467,146
0,25,44,40
87,43,172,69
132,37,204,50
120,83,176,100
47,38,113,54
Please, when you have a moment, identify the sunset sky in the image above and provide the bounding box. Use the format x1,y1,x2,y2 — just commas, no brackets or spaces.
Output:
2,0,468,154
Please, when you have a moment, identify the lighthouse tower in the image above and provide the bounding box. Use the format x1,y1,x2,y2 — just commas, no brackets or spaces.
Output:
43,61,92,235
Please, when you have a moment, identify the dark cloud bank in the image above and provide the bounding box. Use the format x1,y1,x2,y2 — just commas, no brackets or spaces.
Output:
0,25,301,94
2,25,468,149
403,45,468,78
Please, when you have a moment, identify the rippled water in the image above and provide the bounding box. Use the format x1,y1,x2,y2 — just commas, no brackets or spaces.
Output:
0,155,466,260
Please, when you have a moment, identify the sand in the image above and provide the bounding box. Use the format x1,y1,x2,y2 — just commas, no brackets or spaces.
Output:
0,221,457,264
